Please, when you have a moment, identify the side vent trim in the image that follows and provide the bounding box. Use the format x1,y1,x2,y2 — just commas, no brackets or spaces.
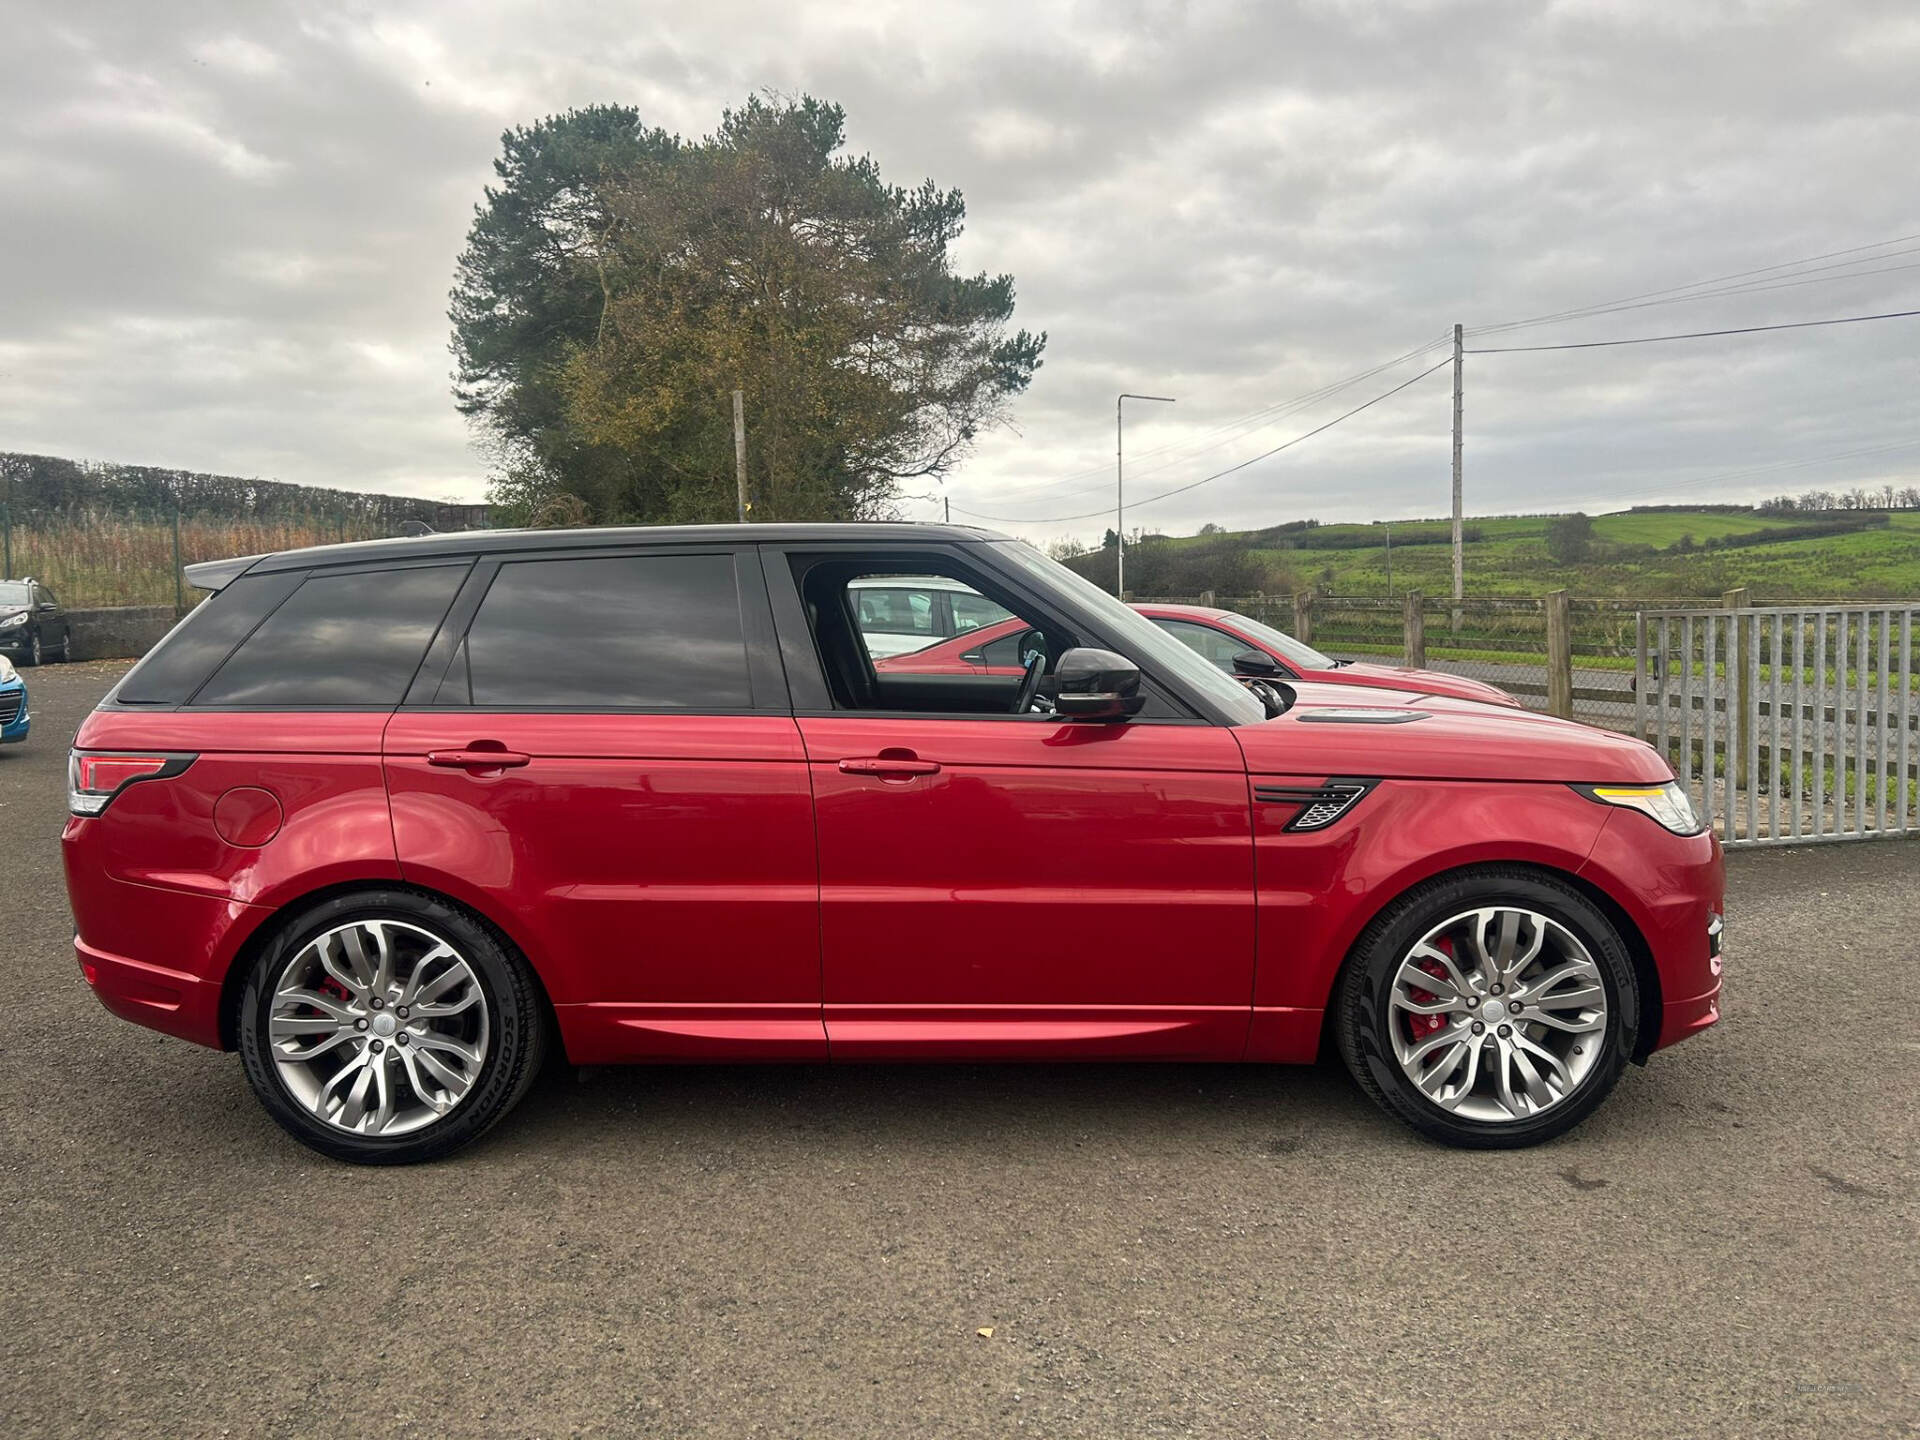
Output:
1253,777,1380,832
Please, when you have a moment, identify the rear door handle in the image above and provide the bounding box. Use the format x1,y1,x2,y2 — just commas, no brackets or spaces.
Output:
427,747,531,771
838,756,941,779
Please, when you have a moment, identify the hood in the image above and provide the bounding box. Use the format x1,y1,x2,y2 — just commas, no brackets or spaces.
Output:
1335,660,1518,707
1238,681,1669,784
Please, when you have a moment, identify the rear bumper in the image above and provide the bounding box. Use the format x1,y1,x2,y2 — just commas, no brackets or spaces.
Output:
64,856,274,1051
75,935,226,1048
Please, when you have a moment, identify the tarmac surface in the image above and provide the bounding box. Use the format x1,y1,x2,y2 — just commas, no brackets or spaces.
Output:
2,660,1915,1438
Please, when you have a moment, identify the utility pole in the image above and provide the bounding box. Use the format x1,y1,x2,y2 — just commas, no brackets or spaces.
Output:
1450,322,1464,629
1117,392,1175,597
732,389,749,523
944,495,951,524
1384,524,1393,598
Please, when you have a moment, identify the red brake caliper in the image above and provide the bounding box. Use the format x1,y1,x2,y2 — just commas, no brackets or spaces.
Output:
1406,936,1454,1043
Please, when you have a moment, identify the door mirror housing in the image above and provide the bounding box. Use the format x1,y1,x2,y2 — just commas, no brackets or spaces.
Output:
1231,648,1282,678
1054,647,1145,720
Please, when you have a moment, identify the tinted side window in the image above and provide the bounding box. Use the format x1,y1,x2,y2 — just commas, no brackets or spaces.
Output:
975,629,1035,667
951,591,1014,632
194,565,466,707
1153,618,1244,672
854,588,937,636
113,570,304,705
464,553,750,709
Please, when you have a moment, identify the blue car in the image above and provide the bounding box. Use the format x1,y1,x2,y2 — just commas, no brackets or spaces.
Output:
0,656,27,745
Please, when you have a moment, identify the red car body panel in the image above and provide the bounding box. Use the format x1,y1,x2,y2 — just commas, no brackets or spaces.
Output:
63,709,403,1049
879,604,1521,708
798,715,1254,1059
383,711,826,1064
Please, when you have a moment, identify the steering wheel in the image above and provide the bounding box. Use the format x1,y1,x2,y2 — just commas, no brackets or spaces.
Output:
1010,650,1046,714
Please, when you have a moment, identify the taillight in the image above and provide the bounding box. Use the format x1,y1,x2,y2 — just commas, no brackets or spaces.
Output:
67,751,195,816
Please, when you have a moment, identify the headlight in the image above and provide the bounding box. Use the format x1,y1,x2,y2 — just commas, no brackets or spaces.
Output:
1575,780,1704,835
0,612,26,628
0,656,14,681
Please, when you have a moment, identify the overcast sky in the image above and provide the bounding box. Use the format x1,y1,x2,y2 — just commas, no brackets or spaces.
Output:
3,0,1918,545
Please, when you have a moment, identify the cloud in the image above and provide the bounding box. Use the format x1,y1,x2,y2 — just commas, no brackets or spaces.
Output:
1,0,1917,542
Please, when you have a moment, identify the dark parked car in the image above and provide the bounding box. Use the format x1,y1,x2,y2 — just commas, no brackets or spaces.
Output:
0,579,71,666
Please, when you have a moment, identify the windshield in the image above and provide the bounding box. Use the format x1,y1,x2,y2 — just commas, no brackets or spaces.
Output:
0,582,31,606
992,541,1267,725
1221,612,1335,670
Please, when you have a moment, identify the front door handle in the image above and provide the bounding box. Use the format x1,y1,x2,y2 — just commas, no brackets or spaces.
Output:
427,747,531,771
838,755,941,780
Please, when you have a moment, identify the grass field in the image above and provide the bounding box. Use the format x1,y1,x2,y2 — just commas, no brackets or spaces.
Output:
7,504,1920,610
1147,508,1920,601
3,513,392,608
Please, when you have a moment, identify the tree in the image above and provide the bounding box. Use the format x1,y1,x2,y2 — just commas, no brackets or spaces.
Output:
1545,511,1596,564
451,97,1045,524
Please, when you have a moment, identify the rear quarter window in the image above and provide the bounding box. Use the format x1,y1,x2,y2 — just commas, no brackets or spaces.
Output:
111,571,304,706
191,564,468,708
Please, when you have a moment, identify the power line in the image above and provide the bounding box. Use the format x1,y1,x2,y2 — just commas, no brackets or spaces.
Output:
1470,230,1920,338
1464,307,1920,354
977,334,1453,503
955,356,1451,526
1465,254,1920,338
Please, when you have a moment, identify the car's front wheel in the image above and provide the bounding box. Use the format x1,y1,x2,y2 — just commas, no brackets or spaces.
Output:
1334,867,1639,1148
238,891,546,1164
23,630,41,666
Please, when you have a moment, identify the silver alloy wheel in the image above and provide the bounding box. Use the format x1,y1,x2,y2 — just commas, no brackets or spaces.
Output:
269,920,491,1137
1388,906,1608,1123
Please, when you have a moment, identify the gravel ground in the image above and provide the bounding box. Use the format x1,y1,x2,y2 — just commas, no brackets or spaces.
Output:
2,661,1915,1438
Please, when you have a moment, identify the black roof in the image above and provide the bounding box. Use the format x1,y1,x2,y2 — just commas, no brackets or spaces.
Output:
188,521,1012,589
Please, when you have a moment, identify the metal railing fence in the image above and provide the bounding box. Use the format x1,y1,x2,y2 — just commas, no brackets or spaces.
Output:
1636,605,1918,847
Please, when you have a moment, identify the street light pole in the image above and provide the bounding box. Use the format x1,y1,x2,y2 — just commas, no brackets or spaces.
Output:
1116,392,1175,597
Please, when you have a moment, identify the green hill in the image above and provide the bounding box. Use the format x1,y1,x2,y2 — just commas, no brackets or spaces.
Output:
1070,507,1920,601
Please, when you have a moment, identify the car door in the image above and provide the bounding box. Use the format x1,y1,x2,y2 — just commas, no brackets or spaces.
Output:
768,545,1256,1061
33,585,65,652
383,544,824,1064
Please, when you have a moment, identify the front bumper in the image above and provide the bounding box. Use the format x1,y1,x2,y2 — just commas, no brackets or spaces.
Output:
0,683,26,743
1577,810,1724,1055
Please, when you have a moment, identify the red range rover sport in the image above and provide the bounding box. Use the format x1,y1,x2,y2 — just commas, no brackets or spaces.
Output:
63,524,1723,1164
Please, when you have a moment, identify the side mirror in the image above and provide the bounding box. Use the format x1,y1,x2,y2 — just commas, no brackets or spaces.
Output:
1231,649,1282,678
1054,647,1145,720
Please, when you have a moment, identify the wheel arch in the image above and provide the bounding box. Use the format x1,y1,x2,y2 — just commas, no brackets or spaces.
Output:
1314,858,1661,1063
216,879,564,1057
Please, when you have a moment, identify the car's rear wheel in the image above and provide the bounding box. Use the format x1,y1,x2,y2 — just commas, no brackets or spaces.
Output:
1334,868,1638,1148
238,891,545,1164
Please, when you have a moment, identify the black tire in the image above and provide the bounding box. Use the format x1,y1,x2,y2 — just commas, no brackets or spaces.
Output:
22,630,41,667
239,889,546,1164
55,630,71,662
1333,866,1639,1149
